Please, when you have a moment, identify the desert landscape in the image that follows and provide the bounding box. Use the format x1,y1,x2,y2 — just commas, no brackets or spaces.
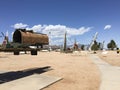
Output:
1,50,120,90
0,51,101,90
0,0,120,90
98,50,120,66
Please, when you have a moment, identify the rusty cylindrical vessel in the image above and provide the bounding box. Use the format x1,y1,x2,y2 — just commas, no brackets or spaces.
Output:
13,29,49,45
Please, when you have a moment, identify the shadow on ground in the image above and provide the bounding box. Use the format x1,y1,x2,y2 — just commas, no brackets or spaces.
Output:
0,66,52,84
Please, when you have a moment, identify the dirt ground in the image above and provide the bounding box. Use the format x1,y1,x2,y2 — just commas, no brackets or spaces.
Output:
0,51,100,90
98,51,120,66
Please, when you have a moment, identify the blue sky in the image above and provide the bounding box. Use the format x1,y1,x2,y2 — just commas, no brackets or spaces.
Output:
0,0,120,48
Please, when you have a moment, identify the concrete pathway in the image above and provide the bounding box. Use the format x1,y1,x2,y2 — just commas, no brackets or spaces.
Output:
90,54,120,90
0,74,62,90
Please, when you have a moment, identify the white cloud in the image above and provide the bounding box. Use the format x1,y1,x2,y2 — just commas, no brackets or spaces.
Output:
50,39,64,45
26,25,44,32
104,25,111,30
30,24,92,38
12,23,28,29
12,23,93,45
66,27,92,36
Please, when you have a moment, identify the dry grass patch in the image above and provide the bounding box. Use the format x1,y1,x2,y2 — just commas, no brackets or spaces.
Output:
98,51,120,66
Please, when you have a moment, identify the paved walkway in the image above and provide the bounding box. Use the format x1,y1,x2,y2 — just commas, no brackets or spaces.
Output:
90,54,120,90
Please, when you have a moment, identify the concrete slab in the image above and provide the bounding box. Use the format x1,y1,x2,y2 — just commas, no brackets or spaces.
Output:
0,74,62,90
90,54,120,90
0,71,7,74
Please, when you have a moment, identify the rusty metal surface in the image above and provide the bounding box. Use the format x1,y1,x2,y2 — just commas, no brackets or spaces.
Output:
13,29,49,45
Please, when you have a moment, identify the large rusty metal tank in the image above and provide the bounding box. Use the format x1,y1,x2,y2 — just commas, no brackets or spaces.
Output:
13,29,49,45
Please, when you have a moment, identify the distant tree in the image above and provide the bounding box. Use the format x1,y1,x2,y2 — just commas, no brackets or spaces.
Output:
91,40,100,51
107,40,117,50
81,45,85,50
107,43,111,49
